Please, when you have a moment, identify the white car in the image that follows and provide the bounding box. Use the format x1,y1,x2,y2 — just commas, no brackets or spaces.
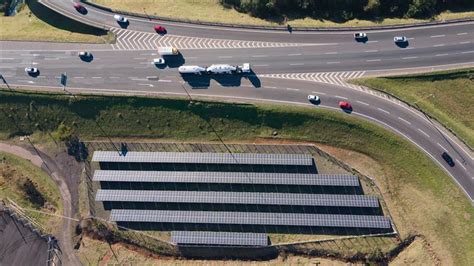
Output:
24,67,38,74
153,58,165,65
240,63,251,73
354,32,367,39
79,51,91,58
308,95,320,103
394,36,407,43
114,14,128,23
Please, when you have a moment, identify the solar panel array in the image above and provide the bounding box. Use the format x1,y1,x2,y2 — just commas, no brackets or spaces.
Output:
92,151,313,166
93,170,360,187
96,190,379,208
171,231,268,246
92,150,392,247
110,210,392,229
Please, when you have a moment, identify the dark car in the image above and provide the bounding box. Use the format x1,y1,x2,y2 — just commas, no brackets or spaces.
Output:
441,152,455,167
73,2,87,14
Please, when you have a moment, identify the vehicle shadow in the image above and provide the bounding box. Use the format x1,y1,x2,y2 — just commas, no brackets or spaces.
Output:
117,21,129,29
28,71,40,78
245,71,261,88
181,74,211,89
80,54,94,63
355,37,368,43
163,54,185,68
341,108,353,114
395,41,409,48
77,8,88,15
181,73,261,89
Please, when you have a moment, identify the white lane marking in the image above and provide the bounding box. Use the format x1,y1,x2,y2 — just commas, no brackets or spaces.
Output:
431,35,445,38
324,52,338,55
0,58,15,60
456,32,468,35
91,77,101,79
286,88,299,91
131,78,148,81
433,44,445,47
460,41,471,44
456,159,467,170
417,128,430,138
44,58,60,60
264,86,277,89
253,64,269,67
377,107,390,114
73,77,84,79
110,76,120,79
327,61,340,64
436,54,449,57
407,37,415,40
288,53,302,56
290,63,304,66
366,40,379,43
437,142,447,151
357,100,369,106
312,91,326,95
218,56,233,58
18,80,34,83
252,55,268,58
138,83,154,87
402,56,418,60
398,117,412,125
366,59,381,62
158,80,172,82
134,57,147,60
461,51,474,54
242,85,253,88
335,95,348,100
364,50,378,53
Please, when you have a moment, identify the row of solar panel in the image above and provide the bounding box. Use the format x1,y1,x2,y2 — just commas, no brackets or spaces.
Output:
93,171,360,187
110,210,392,229
95,190,379,208
171,231,269,247
92,151,314,166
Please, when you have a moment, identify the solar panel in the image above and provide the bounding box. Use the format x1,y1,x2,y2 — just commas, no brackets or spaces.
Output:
95,190,379,208
93,170,360,187
171,231,268,246
92,151,313,166
110,210,392,229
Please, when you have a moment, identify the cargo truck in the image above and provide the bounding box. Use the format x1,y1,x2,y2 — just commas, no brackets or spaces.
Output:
158,47,179,56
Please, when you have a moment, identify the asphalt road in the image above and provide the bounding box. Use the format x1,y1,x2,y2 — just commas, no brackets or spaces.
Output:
0,0,472,202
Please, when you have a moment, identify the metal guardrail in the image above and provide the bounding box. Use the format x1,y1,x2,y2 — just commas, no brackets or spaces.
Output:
82,0,474,32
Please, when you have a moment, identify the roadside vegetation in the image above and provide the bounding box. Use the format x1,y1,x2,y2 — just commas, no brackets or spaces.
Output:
353,68,474,148
92,0,474,27
0,89,472,264
0,151,63,234
0,0,113,43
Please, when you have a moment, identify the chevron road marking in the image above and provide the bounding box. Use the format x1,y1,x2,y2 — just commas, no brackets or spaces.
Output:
259,71,366,89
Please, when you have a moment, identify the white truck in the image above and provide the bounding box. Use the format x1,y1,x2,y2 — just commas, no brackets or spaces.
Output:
206,63,251,74
178,65,207,75
158,47,179,56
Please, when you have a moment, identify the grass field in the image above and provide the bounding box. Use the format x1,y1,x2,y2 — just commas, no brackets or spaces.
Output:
0,1,112,43
353,68,474,148
0,89,472,264
93,0,474,27
0,151,63,234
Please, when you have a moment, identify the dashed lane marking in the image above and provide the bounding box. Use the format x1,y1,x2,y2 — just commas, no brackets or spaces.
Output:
437,142,447,151
377,107,390,114
398,117,412,125
457,32,468,35
456,159,467,170
418,128,430,138
357,100,369,106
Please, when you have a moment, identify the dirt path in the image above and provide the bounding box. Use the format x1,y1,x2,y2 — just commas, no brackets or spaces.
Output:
0,142,81,266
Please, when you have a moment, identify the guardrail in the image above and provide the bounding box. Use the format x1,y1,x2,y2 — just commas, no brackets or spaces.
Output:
82,0,474,31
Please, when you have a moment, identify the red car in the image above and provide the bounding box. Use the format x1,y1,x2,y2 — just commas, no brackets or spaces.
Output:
73,2,86,13
339,101,352,110
154,25,167,34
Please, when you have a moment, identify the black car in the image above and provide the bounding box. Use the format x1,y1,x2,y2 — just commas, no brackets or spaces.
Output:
441,152,455,167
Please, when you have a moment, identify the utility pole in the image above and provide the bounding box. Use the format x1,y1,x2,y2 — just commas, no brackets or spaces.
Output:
0,73,12,90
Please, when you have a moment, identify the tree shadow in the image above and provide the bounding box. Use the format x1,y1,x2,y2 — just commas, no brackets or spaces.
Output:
27,0,107,37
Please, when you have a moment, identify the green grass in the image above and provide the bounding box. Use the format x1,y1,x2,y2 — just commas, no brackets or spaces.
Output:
0,151,63,234
353,68,474,148
92,0,474,27
0,89,472,264
0,1,112,43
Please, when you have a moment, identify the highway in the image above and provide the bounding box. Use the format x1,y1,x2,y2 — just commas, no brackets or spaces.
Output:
0,0,473,201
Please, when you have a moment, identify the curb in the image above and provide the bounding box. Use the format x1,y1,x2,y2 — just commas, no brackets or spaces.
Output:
82,0,474,31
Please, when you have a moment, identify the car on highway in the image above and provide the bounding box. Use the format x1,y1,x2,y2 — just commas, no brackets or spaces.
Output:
441,152,455,167
354,32,367,40
394,36,407,43
78,51,92,58
153,58,165,65
307,95,320,104
24,67,38,75
339,101,352,110
73,2,86,13
240,63,251,73
113,14,128,23
154,25,167,34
